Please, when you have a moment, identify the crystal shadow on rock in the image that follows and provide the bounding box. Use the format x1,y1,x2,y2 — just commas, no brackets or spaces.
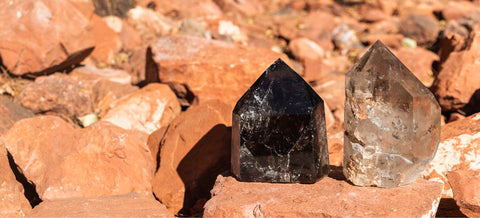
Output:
343,41,441,188
232,58,329,184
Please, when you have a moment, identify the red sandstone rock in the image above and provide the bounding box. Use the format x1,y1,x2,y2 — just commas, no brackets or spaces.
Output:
69,66,132,87
362,33,403,49
279,11,336,51
0,140,31,217
361,8,388,23
3,116,154,200
0,97,34,134
92,79,139,117
399,13,439,46
125,6,178,41
302,58,331,82
150,35,287,107
431,27,480,112
214,0,264,16
288,37,325,62
423,112,480,197
151,100,231,215
142,0,223,20
394,47,438,87
70,0,122,65
438,20,469,65
27,193,173,217
102,83,181,134
103,16,143,51
15,73,92,119
0,0,95,77
447,169,480,217
288,37,329,82
313,75,345,115
84,14,122,65
203,175,444,217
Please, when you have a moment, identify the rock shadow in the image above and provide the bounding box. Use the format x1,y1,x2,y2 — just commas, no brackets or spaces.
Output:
176,124,231,216
436,198,467,217
462,88,480,116
7,151,42,208
328,165,347,181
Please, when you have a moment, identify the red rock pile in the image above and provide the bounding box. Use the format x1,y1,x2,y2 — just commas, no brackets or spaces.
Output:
0,0,479,217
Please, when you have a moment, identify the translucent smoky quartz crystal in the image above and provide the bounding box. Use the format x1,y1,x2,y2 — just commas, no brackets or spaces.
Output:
232,58,329,184
344,41,441,188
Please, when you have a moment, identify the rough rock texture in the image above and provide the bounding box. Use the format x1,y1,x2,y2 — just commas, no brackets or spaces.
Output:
447,169,480,217
92,79,139,117
84,14,122,65
314,75,345,115
102,83,181,134
288,37,324,62
69,65,132,87
27,193,173,217
288,37,329,81
151,100,231,215
150,35,287,107
399,13,439,46
0,0,95,77
69,0,122,65
3,116,154,200
15,73,92,119
278,11,336,51
125,6,177,41
142,0,224,20
431,26,480,112
103,16,143,51
0,97,35,134
203,174,444,217
0,140,31,217
395,47,438,87
214,0,264,16
423,113,480,197
92,0,135,18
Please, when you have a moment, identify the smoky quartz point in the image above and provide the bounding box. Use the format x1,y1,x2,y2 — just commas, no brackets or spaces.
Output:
344,41,441,188
232,58,329,184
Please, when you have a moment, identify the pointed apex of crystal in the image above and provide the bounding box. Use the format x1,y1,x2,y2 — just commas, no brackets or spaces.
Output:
232,59,329,184
344,40,441,188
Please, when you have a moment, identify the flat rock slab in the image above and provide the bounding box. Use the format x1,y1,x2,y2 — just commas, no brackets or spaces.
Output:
204,173,444,217
26,193,173,217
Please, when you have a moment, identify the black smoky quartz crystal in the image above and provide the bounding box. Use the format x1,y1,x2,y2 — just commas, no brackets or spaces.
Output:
232,58,329,183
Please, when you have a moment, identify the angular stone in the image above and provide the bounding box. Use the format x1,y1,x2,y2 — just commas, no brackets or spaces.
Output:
3,116,154,200
0,0,95,77
27,193,173,217
232,59,329,184
102,83,181,135
203,174,444,218
447,169,480,217
423,112,480,197
344,41,441,188
0,97,35,134
151,100,231,215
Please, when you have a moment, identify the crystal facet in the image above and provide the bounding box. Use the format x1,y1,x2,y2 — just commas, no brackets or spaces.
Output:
344,41,441,188
232,59,329,183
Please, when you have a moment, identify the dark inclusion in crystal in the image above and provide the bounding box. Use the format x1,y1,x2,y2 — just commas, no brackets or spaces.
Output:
232,58,329,183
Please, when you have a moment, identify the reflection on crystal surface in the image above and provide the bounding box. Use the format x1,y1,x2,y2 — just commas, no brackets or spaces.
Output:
343,41,441,188
232,58,329,183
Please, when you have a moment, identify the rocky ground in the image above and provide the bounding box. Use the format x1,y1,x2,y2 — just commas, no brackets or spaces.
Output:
1,0,480,217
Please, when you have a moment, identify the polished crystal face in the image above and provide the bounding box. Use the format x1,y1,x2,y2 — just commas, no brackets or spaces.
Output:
232,59,329,183
343,41,441,188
